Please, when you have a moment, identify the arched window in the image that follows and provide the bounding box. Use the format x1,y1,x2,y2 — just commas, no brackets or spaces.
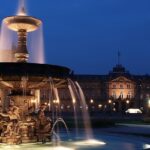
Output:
120,92,123,99
127,92,131,99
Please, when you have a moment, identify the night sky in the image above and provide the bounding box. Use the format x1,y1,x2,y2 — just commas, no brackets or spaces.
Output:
0,0,150,75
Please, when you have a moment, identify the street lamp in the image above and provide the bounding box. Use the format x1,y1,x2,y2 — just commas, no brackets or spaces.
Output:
108,100,112,104
90,99,94,104
98,104,102,108
108,100,112,112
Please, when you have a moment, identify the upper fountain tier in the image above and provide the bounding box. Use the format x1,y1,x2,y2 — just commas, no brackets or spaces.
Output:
3,15,42,32
3,15,42,62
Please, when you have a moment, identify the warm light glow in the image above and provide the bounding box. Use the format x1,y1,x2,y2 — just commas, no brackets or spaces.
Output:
53,100,56,103
73,139,106,146
126,100,130,104
56,100,60,104
90,99,94,103
53,99,59,104
31,99,36,103
108,100,112,104
148,99,150,107
72,98,76,104
98,104,102,108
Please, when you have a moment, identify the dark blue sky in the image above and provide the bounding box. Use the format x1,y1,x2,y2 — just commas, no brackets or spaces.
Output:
0,0,150,74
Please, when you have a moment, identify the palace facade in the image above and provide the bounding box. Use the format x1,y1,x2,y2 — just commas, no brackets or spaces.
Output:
57,64,150,113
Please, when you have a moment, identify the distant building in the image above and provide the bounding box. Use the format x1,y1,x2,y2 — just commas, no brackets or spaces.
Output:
56,64,150,114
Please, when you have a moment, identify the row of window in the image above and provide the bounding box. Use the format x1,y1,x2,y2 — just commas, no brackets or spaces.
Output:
112,84,131,89
112,91,132,99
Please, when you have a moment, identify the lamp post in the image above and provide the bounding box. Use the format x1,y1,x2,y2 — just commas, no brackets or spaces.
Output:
108,99,112,113
90,99,94,112
126,100,130,109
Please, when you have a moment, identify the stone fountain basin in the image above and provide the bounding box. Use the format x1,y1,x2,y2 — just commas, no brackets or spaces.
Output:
0,62,71,89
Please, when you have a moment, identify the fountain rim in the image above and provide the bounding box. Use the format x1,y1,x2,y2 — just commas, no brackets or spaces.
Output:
3,15,42,32
0,62,71,78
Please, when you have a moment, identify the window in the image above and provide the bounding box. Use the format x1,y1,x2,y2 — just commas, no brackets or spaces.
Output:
112,84,116,89
120,84,123,89
120,92,123,99
127,92,131,99
127,84,131,89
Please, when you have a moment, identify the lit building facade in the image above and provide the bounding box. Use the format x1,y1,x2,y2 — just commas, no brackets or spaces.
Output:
55,64,150,113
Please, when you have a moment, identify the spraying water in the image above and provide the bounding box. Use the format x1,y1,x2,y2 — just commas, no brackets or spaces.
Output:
17,0,27,16
51,117,70,138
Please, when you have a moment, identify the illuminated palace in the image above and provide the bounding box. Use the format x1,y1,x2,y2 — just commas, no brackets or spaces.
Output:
53,63,150,113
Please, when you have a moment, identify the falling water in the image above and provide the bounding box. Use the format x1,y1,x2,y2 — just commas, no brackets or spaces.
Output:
68,79,79,139
28,25,45,63
0,21,16,62
75,81,93,140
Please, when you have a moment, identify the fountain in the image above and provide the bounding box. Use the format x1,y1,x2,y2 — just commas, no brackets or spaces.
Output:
0,1,149,150
0,5,71,145
0,1,107,149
